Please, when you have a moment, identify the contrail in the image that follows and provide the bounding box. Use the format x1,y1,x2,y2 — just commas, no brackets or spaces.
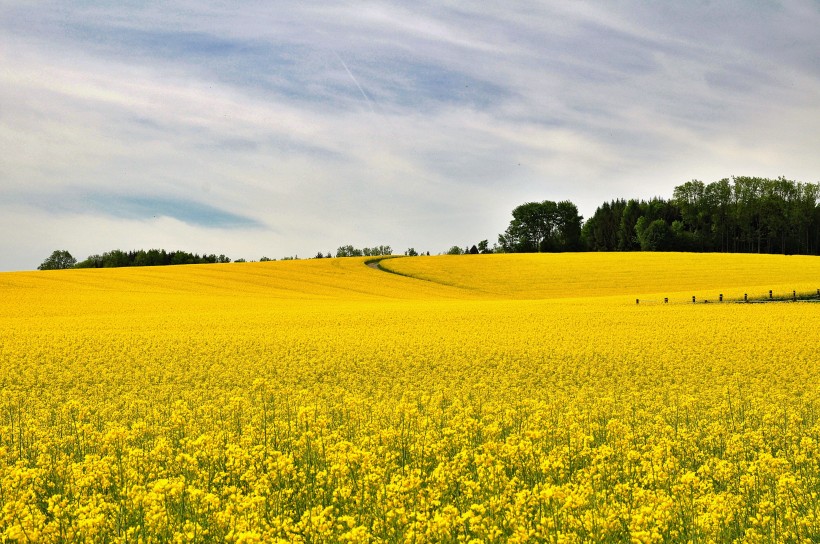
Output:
331,50,376,114
308,25,382,118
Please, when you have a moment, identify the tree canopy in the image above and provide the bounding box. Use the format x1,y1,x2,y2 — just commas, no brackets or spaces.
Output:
73,249,232,268
335,245,392,257
496,176,819,255
38,250,77,270
498,200,583,253
581,176,820,254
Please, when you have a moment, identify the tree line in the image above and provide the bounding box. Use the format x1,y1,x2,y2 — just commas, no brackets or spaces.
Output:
37,245,397,270
38,249,233,270
495,176,820,255
335,245,392,258
581,176,820,254
76,249,233,268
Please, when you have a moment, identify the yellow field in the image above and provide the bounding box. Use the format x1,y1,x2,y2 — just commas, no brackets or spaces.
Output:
380,253,820,302
1,253,819,543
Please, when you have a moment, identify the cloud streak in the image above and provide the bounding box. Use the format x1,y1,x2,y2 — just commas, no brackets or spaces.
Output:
1,1,819,270
79,194,265,229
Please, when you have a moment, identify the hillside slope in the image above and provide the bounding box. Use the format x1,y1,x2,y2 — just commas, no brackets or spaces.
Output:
2,253,818,317
380,252,820,301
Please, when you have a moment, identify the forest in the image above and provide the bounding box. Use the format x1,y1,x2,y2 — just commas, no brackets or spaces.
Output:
73,249,233,268
500,176,820,255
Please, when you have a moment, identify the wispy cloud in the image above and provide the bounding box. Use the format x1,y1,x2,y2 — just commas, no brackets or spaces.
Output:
76,194,265,229
1,1,819,270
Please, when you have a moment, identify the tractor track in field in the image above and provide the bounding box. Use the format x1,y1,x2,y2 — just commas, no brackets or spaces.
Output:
364,256,455,287
364,256,456,287
364,256,411,277
363,256,497,297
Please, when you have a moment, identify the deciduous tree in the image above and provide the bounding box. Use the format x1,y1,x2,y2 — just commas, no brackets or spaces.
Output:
38,250,76,270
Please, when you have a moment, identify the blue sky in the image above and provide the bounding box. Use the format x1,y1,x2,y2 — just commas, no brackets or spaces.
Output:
1,1,819,269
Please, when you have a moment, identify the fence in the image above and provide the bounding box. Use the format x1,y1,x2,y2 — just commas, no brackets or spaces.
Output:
635,288,820,305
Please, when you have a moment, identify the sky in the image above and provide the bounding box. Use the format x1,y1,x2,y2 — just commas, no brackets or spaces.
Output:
2,1,819,270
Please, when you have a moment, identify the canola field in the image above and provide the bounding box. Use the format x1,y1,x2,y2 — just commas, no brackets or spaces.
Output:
1,253,820,543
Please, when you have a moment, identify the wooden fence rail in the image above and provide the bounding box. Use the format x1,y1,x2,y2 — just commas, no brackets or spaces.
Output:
635,288,820,305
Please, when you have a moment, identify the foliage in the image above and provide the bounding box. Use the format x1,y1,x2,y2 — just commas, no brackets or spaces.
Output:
3,254,820,542
336,244,392,258
37,250,77,270
636,217,673,251
74,249,231,268
499,200,583,253
582,176,820,254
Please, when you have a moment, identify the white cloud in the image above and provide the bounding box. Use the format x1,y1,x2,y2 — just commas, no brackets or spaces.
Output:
1,1,819,269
